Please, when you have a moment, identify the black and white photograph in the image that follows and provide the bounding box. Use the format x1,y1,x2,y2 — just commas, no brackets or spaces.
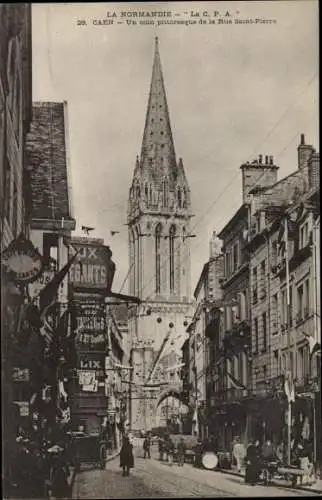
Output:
0,1,320,498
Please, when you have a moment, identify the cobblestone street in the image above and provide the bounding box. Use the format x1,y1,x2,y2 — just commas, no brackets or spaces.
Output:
72,447,320,498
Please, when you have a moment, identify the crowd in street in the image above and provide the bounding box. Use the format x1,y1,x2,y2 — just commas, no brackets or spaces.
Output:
132,432,316,488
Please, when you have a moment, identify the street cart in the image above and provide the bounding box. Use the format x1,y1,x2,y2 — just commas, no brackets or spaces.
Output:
68,432,108,472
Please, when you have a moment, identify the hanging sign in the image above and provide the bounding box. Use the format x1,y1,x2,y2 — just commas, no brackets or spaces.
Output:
12,367,30,382
2,234,43,283
28,269,55,300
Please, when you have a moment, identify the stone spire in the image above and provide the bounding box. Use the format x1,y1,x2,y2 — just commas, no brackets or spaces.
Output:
140,37,176,173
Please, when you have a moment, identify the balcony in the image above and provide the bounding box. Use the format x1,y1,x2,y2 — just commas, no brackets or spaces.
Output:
224,319,251,350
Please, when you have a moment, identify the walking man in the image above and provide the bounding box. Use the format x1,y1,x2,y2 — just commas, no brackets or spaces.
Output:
177,437,186,467
233,436,246,473
143,434,151,459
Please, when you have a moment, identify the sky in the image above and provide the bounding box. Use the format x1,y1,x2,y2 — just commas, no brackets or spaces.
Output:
32,1,319,294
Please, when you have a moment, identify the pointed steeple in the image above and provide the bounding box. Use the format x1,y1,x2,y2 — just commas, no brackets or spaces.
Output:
141,37,176,170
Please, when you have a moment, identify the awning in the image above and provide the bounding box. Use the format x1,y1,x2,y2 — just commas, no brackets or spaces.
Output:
104,291,141,304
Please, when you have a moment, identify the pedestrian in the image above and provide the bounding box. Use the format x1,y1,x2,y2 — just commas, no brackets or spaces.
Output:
276,441,284,463
167,437,175,466
245,439,261,485
120,434,134,477
233,436,246,473
158,437,164,461
177,437,186,467
143,434,151,459
261,439,275,462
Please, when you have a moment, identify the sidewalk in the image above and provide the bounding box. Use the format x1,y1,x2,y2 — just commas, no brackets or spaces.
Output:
219,466,322,495
69,447,121,492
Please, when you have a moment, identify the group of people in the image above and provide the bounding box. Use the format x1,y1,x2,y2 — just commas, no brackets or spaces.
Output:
158,435,186,466
233,436,314,486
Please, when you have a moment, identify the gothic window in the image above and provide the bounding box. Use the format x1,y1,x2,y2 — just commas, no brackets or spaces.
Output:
149,184,152,203
169,225,176,293
183,188,187,208
145,183,148,198
178,188,182,208
155,224,162,294
136,184,141,198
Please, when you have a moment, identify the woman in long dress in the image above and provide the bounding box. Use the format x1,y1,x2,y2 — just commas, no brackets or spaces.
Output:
120,434,134,477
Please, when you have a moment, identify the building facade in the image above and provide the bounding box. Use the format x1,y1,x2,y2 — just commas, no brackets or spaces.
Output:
1,5,32,493
246,137,320,462
127,37,193,431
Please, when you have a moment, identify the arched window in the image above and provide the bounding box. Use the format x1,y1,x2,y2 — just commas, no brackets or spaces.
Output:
178,188,182,208
149,184,152,203
169,225,176,293
136,184,141,198
183,188,187,208
145,182,148,198
155,224,162,294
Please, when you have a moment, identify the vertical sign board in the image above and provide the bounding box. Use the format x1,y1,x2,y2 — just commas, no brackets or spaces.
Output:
73,298,106,350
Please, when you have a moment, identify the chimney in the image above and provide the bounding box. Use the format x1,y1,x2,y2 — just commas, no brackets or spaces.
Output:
209,231,221,259
240,155,279,203
298,134,315,170
308,152,320,190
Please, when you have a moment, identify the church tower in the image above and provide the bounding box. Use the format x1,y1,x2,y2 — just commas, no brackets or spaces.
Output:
127,38,193,431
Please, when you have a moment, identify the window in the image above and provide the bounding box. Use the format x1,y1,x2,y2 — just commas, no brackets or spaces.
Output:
178,188,182,208
169,225,176,293
149,184,152,203
289,286,293,327
233,243,239,271
297,284,304,322
262,312,267,352
300,222,309,249
281,289,287,330
254,318,259,354
271,240,278,266
260,260,266,298
145,183,148,198
43,233,59,268
272,293,278,334
155,224,162,294
304,279,310,318
4,156,11,221
252,267,258,303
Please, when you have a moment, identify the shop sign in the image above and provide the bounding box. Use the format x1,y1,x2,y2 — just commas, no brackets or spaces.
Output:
2,234,43,283
80,359,103,370
28,269,55,300
74,300,106,349
69,243,115,289
12,367,30,382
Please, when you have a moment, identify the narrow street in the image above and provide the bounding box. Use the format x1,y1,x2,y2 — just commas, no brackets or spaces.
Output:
72,446,319,498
